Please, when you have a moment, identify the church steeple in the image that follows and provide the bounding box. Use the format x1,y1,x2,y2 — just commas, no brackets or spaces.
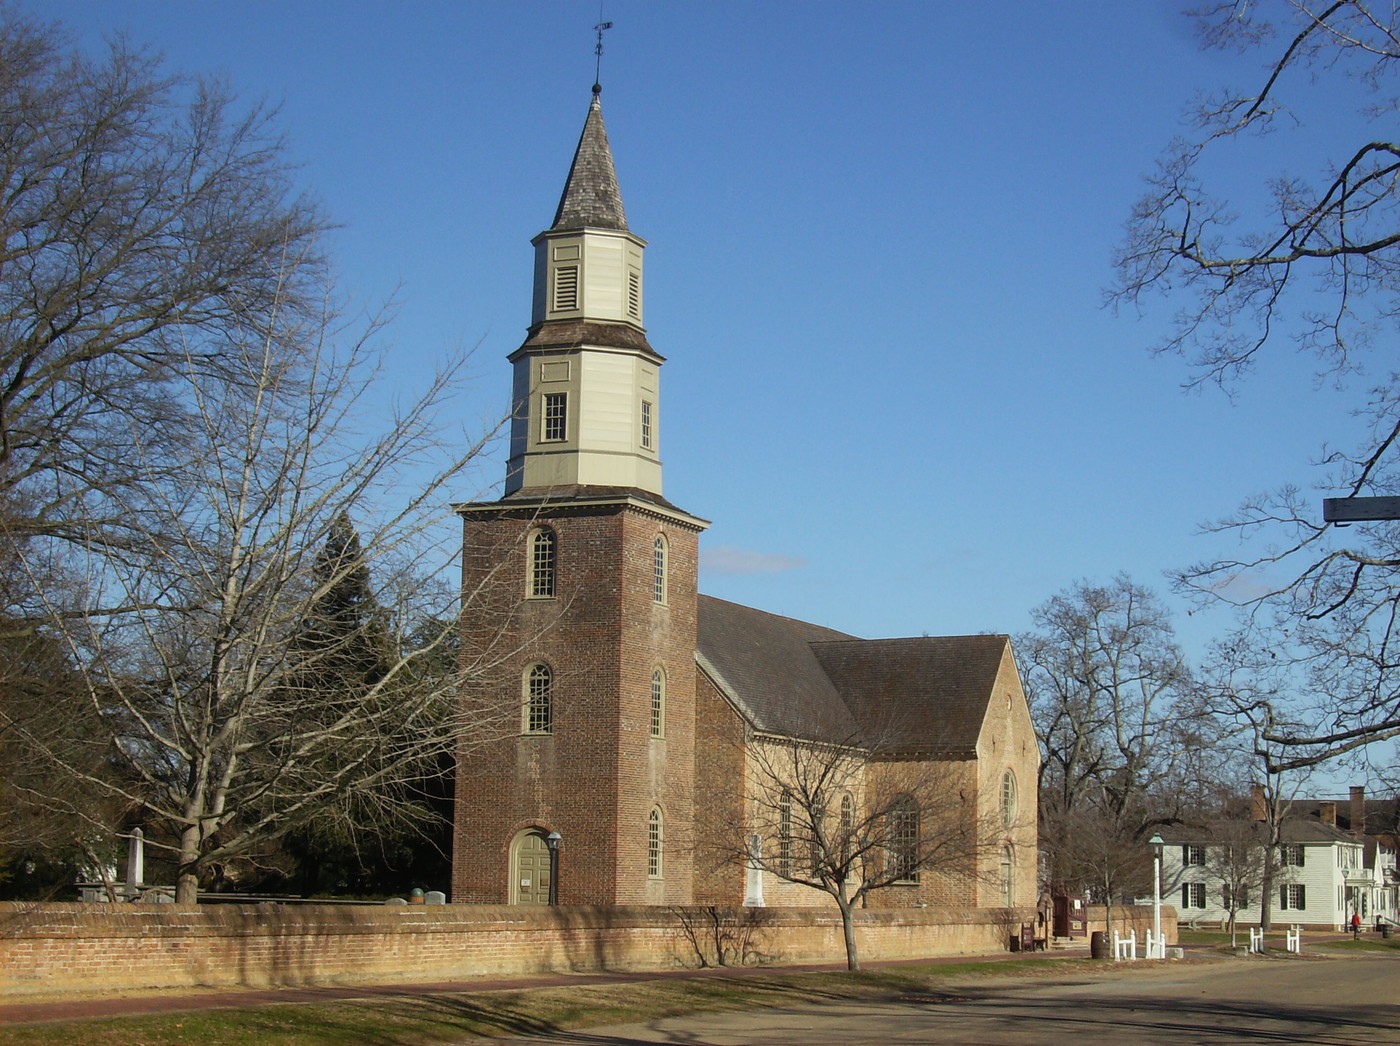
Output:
506,89,663,497
550,88,628,233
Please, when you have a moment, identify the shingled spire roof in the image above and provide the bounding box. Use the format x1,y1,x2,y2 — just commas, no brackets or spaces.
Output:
550,87,629,232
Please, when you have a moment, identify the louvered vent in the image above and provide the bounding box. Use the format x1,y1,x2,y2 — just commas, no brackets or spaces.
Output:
553,266,579,312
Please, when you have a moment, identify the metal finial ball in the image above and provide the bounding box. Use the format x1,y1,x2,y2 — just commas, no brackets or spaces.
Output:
592,82,602,96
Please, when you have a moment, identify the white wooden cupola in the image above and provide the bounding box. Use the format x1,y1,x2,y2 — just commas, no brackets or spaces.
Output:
505,88,665,497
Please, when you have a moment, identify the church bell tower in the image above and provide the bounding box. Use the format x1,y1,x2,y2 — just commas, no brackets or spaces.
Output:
453,86,707,906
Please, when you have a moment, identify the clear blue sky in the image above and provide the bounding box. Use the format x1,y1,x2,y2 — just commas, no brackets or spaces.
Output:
30,2,1368,674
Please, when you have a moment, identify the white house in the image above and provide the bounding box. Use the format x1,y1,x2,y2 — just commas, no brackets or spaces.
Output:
1157,801,1398,932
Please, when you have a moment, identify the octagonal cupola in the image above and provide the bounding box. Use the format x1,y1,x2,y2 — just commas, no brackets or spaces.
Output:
506,87,664,497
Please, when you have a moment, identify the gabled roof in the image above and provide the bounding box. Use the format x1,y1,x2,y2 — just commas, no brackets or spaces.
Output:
550,91,628,232
695,594,1012,755
1157,817,1360,847
812,635,1012,757
696,596,857,743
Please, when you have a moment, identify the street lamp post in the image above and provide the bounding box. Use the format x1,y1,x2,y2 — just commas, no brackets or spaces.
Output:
546,831,562,906
1149,833,1164,959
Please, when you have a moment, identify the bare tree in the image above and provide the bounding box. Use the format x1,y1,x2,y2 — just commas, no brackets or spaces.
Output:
1051,799,1153,936
7,303,508,903
0,9,326,576
705,727,1011,972
1112,1,1400,766
1195,642,1320,928
1018,576,1206,895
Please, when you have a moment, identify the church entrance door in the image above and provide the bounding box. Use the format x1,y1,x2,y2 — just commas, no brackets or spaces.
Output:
511,830,552,905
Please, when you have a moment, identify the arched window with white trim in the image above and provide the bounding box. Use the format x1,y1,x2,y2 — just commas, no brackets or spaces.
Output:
650,667,666,738
1001,770,1017,828
524,663,552,734
647,807,663,879
652,534,667,604
529,528,556,598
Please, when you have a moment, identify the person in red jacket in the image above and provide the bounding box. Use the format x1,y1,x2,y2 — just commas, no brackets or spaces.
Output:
1351,911,1362,938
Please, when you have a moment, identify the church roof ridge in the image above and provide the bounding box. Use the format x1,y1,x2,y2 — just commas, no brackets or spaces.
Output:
550,90,629,233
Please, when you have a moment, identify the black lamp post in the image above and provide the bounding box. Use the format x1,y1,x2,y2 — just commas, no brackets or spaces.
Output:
546,831,562,906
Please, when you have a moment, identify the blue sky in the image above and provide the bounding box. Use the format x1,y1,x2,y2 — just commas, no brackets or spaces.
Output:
32,2,1369,672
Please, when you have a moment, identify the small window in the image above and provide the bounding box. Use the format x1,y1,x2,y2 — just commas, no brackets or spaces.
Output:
1280,883,1306,910
1181,882,1206,909
1001,846,1015,906
1223,884,1248,908
889,795,919,883
650,668,665,738
524,664,552,734
553,264,579,311
652,535,667,604
1183,845,1205,867
647,807,663,878
640,400,653,449
778,795,793,878
542,392,567,443
529,528,556,598
627,267,641,320
1280,845,1305,868
1000,771,1017,828
839,793,855,870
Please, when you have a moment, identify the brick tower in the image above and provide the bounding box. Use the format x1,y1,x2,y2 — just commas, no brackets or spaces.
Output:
453,86,707,905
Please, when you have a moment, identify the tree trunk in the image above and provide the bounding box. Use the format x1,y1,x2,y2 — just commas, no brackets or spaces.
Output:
176,824,202,904
837,894,860,971
1259,850,1276,931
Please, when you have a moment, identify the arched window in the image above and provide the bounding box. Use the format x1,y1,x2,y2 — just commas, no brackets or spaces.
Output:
1001,845,1015,907
1001,770,1017,828
652,535,667,604
650,667,666,738
839,792,855,871
529,528,556,598
524,664,552,734
888,795,919,883
778,794,793,878
647,807,663,878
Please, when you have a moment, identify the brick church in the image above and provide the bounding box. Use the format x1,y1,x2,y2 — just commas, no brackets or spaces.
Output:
452,87,1038,912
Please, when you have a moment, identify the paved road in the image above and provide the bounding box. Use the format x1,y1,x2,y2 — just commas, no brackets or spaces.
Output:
487,955,1399,1045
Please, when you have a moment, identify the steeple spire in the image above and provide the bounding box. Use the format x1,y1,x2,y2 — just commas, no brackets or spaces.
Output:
507,89,660,497
550,91,628,232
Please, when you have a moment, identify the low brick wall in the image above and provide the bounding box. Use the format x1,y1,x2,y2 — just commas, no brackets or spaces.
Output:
0,902,1059,997
1083,904,1180,942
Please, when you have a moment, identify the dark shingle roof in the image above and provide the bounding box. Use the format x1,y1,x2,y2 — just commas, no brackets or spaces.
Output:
812,635,1011,757
551,93,628,232
695,595,1009,753
696,595,858,743
516,320,658,357
1157,817,1359,846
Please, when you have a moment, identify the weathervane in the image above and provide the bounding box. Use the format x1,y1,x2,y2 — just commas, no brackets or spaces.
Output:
593,11,613,94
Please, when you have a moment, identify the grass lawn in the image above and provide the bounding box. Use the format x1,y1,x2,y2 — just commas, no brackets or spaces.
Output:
1178,926,1400,955
1314,935,1400,954
0,958,1100,1046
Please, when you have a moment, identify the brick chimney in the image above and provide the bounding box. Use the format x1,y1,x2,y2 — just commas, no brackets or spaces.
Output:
1318,801,1337,827
1350,785,1366,836
1250,783,1268,821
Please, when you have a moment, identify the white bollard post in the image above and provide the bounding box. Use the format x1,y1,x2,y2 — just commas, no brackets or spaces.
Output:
1129,929,1137,960
1249,927,1263,954
1286,926,1301,953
